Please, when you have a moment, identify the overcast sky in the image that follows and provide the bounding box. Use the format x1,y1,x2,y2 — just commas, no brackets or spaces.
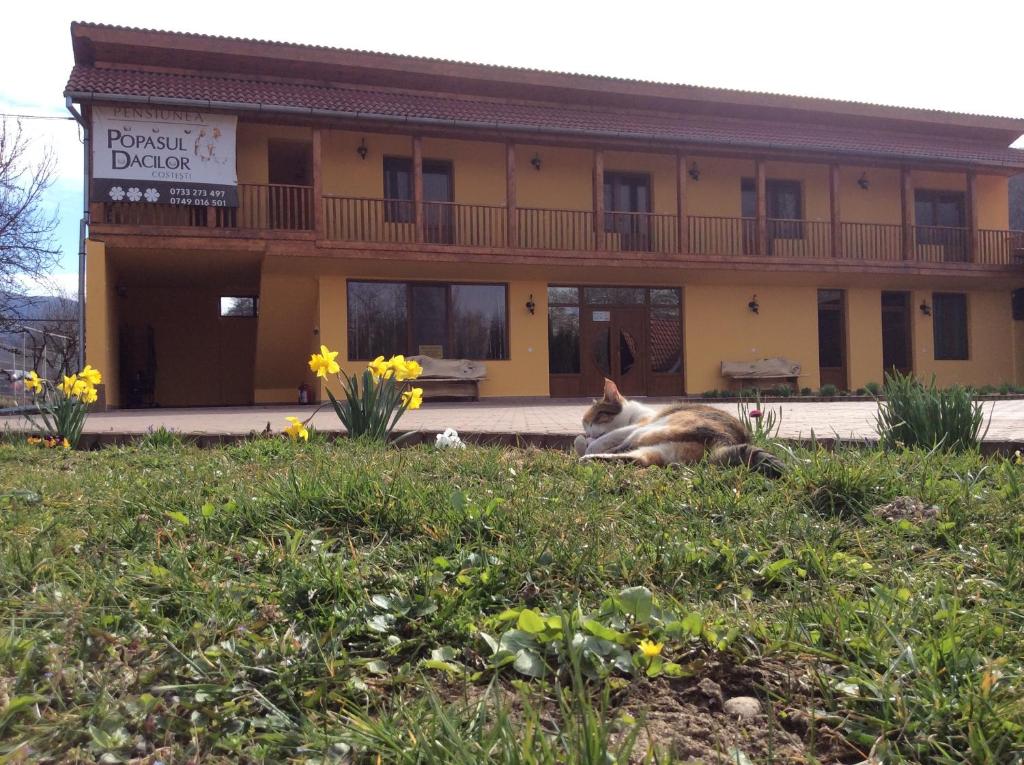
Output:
4,0,1024,295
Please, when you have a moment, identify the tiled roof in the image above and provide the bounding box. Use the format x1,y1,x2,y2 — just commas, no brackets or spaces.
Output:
66,66,1024,169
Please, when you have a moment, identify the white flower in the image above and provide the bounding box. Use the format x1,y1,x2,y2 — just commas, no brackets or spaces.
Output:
126,187,143,202
144,187,160,203
108,186,125,201
435,428,465,449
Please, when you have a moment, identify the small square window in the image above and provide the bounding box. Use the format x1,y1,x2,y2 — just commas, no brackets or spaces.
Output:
220,296,258,317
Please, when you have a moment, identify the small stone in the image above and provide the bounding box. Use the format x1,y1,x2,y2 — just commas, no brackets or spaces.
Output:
723,696,762,718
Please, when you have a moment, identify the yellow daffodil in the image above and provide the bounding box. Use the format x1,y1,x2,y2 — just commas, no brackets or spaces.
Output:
402,358,423,381
24,371,43,394
388,355,409,380
27,436,42,446
1015,450,1023,466
61,438,70,449
308,345,340,379
284,416,309,442
368,355,392,380
79,385,98,405
79,365,103,386
637,639,663,659
401,387,423,410
60,374,79,398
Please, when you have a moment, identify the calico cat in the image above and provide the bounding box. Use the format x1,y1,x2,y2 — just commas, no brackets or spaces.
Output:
573,379,784,477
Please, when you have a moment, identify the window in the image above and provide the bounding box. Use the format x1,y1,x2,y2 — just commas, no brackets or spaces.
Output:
268,141,312,186
383,157,414,223
347,281,508,360
933,293,968,360
603,172,652,251
741,178,803,240
915,190,967,260
220,296,258,317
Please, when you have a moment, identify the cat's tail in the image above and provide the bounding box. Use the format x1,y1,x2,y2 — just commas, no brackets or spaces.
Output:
711,443,785,478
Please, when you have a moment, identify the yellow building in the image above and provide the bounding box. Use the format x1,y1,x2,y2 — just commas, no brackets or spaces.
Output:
66,23,1024,408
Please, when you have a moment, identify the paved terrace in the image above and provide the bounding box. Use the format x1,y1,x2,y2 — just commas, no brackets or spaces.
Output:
2,399,1022,450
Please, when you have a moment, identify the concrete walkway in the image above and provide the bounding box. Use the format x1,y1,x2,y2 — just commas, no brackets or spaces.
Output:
2,398,1022,448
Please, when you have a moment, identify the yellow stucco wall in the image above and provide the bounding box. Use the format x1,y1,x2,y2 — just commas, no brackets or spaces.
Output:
84,238,120,407
253,269,319,403
236,124,314,185
845,288,885,389
683,284,821,392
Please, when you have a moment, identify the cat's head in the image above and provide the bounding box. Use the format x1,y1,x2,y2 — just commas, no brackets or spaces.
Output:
582,379,644,437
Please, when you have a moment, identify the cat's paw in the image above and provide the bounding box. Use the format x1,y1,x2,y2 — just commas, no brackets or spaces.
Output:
573,434,589,457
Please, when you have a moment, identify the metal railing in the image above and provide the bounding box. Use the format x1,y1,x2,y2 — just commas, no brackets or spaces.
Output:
915,225,968,263
517,208,595,250
841,222,903,261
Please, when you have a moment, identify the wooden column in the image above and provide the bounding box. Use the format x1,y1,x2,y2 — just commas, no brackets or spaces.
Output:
312,128,323,238
412,135,425,243
966,170,979,263
593,149,605,250
900,168,914,261
829,164,842,258
755,159,767,256
505,141,517,248
676,153,688,255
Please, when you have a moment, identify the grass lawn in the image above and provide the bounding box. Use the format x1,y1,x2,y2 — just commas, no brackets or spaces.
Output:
1,435,1023,763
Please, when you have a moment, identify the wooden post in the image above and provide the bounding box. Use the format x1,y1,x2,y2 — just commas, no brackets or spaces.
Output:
676,153,688,255
755,159,767,256
412,135,424,243
829,164,842,258
593,149,605,250
900,168,914,261
505,141,517,248
966,170,978,263
312,128,323,238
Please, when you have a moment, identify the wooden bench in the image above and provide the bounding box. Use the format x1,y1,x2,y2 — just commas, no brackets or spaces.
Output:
418,377,482,401
721,358,801,392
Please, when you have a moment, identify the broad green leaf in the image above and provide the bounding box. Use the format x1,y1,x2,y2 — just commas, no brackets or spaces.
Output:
512,648,546,678
365,660,389,675
421,659,461,674
366,614,396,633
498,629,537,654
517,608,546,634
200,502,216,518
164,510,189,526
617,586,653,624
681,612,704,636
430,646,458,662
583,619,625,644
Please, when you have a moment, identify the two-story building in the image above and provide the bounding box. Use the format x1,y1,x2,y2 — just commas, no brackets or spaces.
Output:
66,22,1024,407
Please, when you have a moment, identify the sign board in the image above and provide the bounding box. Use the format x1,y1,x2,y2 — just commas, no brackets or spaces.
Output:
91,106,238,207
592,311,610,322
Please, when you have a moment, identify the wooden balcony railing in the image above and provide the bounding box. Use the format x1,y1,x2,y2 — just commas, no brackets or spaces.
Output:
841,222,903,261
102,183,313,230
518,208,595,250
99,193,1024,267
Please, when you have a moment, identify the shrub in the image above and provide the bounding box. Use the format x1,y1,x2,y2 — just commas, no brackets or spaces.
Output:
978,385,997,395
864,381,882,396
23,365,103,448
876,371,988,452
999,382,1014,395
772,384,793,397
819,384,838,397
800,387,813,396
700,390,720,399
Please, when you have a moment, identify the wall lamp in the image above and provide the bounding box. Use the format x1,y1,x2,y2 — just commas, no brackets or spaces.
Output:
357,138,368,160
919,300,931,317
530,153,542,171
748,294,759,314
525,294,536,314
688,161,701,181
857,172,870,190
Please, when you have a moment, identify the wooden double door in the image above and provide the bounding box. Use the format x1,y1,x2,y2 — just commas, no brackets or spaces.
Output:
580,306,648,396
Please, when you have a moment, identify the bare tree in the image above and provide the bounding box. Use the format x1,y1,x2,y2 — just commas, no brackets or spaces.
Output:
0,118,61,325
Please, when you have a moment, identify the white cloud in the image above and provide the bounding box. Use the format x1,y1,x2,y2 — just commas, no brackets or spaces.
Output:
15,271,80,298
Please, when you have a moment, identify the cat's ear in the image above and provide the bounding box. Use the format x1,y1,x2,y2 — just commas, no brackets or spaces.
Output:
602,378,625,405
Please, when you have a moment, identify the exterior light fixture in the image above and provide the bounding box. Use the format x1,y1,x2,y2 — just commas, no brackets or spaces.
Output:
748,294,759,314
530,154,542,171
357,138,368,160
688,161,701,181
526,294,536,314
919,300,931,316
857,172,870,190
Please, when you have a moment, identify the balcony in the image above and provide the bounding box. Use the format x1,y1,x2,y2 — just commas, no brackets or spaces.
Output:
97,185,1024,268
